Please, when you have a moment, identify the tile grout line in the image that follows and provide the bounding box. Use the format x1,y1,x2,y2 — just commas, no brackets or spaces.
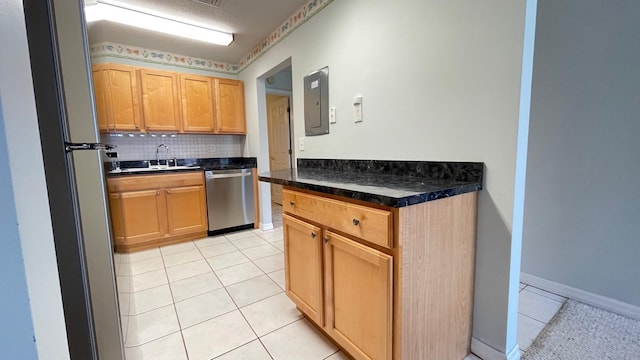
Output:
120,230,285,356
157,249,191,360
518,311,550,325
522,285,567,303
194,243,263,360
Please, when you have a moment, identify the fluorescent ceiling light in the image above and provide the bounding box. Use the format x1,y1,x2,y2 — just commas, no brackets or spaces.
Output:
84,2,233,46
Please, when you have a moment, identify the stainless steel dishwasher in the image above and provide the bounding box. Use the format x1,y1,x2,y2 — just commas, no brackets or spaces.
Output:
205,168,255,234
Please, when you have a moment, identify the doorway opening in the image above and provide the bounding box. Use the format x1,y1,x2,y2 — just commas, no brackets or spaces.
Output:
265,67,293,228
255,61,294,230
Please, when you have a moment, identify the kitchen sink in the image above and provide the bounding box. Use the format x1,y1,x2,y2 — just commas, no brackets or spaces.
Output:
109,165,201,174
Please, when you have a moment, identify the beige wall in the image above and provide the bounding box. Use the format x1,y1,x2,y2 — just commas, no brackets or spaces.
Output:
240,0,527,353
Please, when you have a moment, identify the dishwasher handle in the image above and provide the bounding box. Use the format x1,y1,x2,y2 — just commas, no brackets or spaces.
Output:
206,170,252,179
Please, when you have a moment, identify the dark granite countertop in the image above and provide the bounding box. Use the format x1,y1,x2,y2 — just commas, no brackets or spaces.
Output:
105,157,257,177
259,159,483,208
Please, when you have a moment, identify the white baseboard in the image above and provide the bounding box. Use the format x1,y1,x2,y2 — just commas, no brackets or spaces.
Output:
260,222,274,231
520,272,640,320
471,338,520,360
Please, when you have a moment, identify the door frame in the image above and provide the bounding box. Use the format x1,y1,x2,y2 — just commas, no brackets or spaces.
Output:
23,0,98,358
266,90,293,207
266,89,294,170
255,58,293,230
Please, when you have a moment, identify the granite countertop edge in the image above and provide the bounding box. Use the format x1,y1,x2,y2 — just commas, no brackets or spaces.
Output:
259,174,482,208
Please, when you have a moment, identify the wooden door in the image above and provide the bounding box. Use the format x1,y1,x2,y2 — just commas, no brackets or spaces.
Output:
91,64,111,132
165,185,208,235
106,64,141,131
324,231,393,360
180,74,215,133
267,95,290,205
283,214,324,325
139,69,181,131
214,78,246,134
118,189,167,244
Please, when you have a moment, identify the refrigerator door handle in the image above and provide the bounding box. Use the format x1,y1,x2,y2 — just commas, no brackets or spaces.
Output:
65,142,116,152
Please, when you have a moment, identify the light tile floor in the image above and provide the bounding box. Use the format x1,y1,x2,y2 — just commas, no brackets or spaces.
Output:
517,283,566,353
114,227,347,360
115,226,565,360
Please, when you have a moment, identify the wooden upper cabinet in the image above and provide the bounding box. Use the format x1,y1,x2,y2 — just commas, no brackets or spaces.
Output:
283,214,324,326
180,74,215,133
139,69,182,132
324,230,393,360
92,64,110,131
91,63,141,132
214,78,246,134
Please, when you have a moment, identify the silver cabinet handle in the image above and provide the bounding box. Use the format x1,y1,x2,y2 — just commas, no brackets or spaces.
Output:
290,201,295,206
323,236,329,244
311,232,317,238
353,218,360,226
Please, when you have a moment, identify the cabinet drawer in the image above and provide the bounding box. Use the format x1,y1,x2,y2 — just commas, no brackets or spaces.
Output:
107,172,204,192
283,189,392,249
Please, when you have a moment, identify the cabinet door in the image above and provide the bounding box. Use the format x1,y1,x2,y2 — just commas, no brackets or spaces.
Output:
324,231,393,360
165,185,208,235
283,214,324,325
106,64,141,131
119,189,167,244
180,74,215,133
139,69,182,131
214,78,246,134
92,64,112,131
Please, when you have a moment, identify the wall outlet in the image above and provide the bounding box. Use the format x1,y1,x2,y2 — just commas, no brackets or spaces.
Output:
299,138,305,151
329,106,336,124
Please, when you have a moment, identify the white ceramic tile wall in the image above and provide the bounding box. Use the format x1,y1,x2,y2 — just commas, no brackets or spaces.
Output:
100,133,244,161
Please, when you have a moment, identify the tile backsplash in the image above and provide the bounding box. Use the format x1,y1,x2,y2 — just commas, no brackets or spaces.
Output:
100,133,245,161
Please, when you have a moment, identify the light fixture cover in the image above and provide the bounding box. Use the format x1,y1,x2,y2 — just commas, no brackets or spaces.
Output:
85,2,233,46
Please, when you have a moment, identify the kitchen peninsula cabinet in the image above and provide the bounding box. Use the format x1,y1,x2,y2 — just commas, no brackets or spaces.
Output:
214,78,246,134
107,172,207,252
260,159,484,360
180,74,215,133
91,63,141,132
138,68,182,132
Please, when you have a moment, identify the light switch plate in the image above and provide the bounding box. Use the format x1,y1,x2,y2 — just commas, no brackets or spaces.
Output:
353,96,363,123
299,138,305,151
329,107,336,124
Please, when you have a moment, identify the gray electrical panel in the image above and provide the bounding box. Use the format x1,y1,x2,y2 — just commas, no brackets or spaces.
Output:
304,67,329,136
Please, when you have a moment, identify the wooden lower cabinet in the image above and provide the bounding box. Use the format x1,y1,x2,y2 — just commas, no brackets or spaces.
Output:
107,172,207,252
325,230,393,360
165,185,207,235
281,187,479,360
283,215,324,325
112,189,167,244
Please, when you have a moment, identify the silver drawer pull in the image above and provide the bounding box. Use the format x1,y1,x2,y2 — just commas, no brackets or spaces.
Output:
290,201,295,206
352,218,360,226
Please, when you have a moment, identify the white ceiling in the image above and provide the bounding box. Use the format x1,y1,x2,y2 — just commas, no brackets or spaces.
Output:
85,0,309,64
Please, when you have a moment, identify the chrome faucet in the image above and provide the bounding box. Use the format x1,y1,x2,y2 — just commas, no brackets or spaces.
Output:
156,144,169,165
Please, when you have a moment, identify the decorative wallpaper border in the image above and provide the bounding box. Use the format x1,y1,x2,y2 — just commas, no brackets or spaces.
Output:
89,0,334,75
90,43,239,74
238,0,334,70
